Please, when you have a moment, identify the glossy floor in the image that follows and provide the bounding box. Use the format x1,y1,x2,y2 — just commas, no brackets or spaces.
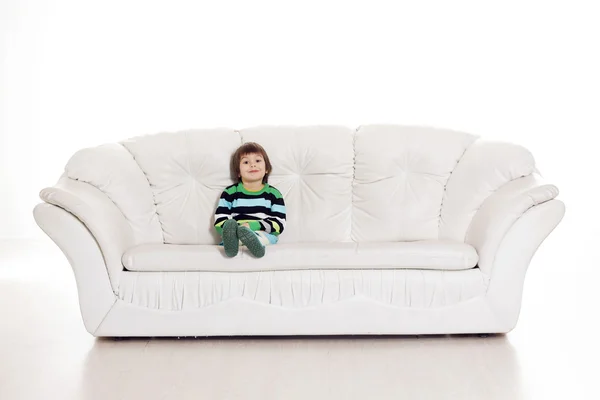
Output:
0,225,596,399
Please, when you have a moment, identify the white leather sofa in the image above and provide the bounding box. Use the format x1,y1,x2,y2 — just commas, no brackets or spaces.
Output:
33,125,564,337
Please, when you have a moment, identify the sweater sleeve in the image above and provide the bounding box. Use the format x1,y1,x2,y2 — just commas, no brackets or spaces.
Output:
261,189,286,236
214,189,233,236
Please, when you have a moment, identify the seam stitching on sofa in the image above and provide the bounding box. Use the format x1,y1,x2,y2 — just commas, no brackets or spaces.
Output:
437,135,479,239
63,175,132,245
352,126,359,243
93,297,119,336
183,131,200,244
58,178,129,295
119,142,166,244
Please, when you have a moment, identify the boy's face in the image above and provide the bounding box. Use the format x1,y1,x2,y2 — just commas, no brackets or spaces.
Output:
239,152,267,185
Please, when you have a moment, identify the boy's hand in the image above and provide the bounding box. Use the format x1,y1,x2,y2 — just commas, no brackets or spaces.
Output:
240,223,250,228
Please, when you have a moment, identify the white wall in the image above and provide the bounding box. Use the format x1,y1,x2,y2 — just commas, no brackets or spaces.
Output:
1,0,598,239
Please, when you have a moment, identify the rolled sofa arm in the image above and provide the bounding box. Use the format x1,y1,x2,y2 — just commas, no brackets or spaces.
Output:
36,175,136,292
466,173,561,276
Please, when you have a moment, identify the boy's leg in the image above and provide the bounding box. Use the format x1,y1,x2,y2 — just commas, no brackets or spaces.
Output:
237,231,275,245
255,231,278,245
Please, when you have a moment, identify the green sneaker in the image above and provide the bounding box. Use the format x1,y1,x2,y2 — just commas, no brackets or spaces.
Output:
222,219,239,257
237,226,265,258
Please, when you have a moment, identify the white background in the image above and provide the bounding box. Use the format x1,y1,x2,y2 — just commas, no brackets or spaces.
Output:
1,2,600,398
1,0,598,239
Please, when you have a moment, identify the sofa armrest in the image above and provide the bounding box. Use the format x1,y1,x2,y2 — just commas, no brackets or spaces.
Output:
466,173,560,276
33,203,117,335
38,176,135,292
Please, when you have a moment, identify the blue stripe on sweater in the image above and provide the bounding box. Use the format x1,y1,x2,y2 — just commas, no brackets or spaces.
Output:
232,198,272,208
271,205,286,213
218,199,232,209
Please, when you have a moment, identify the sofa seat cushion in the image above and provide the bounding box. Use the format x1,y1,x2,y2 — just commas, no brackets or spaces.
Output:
122,240,478,272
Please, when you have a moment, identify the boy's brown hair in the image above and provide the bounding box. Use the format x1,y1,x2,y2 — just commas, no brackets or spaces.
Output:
230,142,273,184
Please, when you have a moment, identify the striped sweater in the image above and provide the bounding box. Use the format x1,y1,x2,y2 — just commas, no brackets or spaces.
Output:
214,182,287,236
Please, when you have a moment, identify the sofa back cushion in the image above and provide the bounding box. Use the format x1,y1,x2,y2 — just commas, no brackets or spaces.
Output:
116,126,354,244
63,124,535,245
352,125,478,241
120,128,241,244
240,126,354,243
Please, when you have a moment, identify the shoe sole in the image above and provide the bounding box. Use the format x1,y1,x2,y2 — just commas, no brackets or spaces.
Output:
237,226,265,258
222,220,239,257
